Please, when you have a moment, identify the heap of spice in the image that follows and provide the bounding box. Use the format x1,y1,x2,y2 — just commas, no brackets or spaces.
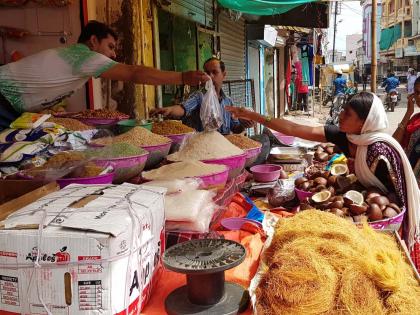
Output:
152,120,194,135
76,109,128,119
225,134,261,150
47,117,92,131
91,126,171,147
85,143,147,159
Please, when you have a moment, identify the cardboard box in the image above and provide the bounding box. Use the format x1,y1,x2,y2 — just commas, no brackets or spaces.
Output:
0,183,166,314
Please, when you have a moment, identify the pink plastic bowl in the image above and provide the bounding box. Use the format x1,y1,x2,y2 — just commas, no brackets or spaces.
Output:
194,167,229,189
272,131,295,145
94,152,149,184
165,133,193,153
142,142,172,170
56,172,114,189
295,187,314,202
202,153,247,179
245,146,262,168
250,164,282,182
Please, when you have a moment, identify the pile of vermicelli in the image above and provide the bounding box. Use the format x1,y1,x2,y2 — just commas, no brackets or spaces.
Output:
256,210,420,315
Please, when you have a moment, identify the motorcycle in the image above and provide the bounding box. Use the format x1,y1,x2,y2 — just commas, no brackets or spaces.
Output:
326,89,357,126
384,90,399,112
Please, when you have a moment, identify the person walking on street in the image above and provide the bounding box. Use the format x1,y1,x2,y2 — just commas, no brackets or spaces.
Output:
407,68,417,94
362,72,368,91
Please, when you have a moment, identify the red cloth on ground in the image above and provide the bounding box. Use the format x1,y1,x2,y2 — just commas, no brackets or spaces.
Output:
141,230,264,314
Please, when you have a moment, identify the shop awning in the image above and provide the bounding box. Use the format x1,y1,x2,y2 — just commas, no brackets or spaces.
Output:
380,25,402,51
217,0,316,16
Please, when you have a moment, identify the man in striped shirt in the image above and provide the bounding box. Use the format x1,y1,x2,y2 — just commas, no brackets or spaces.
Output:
151,58,253,134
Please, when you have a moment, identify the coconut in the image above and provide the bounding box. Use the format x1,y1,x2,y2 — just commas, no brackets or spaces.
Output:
311,191,332,204
343,190,364,206
330,164,348,176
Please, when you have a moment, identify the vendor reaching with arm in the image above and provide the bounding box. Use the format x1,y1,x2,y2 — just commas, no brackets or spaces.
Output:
226,92,420,261
150,58,254,134
0,20,209,129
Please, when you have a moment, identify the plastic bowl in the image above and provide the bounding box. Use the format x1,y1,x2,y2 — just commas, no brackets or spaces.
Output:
295,187,314,202
245,146,262,168
76,118,121,126
56,172,114,189
202,153,247,179
194,167,229,190
250,164,282,182
143,142,172,170
367,209,406,231
272,131,295,146
165,132,194,153
93,153,149,184
117,119,153,133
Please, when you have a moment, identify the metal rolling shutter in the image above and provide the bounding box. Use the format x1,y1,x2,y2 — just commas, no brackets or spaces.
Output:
161,0,214,28
219,11,246,80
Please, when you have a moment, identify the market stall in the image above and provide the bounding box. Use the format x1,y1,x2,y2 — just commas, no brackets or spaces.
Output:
0,109,419,314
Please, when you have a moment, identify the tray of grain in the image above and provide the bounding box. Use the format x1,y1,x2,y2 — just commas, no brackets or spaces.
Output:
86,143,149,184
47,117,93,131
152,120,195,153
142,160,229,189
90,126,172,169
226,134,262,167
166,131,245,179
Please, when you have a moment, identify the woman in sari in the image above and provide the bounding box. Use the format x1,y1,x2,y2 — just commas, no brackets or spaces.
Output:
393,77,420,170
226,92,420,270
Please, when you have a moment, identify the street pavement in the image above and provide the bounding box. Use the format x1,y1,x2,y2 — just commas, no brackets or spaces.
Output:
285,84,420,136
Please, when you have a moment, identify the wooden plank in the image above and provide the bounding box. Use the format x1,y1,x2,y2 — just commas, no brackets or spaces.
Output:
0,182,59,223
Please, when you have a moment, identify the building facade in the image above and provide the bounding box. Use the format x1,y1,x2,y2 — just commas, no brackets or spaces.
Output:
346,33,363,64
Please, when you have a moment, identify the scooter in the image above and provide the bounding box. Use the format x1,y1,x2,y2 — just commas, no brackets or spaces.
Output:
384,90,399,112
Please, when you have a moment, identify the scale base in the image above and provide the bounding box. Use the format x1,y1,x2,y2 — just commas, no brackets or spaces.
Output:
165,282,249,315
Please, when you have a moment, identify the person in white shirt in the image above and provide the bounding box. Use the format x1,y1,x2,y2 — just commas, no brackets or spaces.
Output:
407,68,417,94
0,20,209,128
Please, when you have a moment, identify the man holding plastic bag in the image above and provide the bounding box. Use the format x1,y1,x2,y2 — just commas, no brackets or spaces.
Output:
151,58,254,134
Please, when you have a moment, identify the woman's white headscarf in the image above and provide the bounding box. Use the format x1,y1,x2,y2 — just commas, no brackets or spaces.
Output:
347,93,420,249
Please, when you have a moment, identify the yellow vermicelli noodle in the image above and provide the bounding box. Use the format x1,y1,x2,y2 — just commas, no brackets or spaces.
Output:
256,210,420,315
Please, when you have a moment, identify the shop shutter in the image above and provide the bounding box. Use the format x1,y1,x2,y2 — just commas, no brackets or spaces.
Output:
161,0,214,28
219,11,246,80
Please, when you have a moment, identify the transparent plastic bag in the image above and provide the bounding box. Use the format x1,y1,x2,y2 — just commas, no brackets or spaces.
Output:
200,80,224,131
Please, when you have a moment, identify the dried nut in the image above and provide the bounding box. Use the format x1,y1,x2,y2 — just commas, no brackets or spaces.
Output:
321,170,331,179
326,146,334,155
349,203,368,215
328,175,338,186
314,177,328,186
366,192,381,200
367,187,383,195
317,152,329,162
369,196,389,207
319,201,332,210
327,186,336,196
330,200,344,209
307,180,315,188
388,203,401,213
334,196,344,203
367,203,383,221
383,207,399,218
310,187,318,193
295,177,308,186
329,208,345,217
316,184,327,192
341,207,349,216
316,146,324,154
299,181,311,191
330,164,348,176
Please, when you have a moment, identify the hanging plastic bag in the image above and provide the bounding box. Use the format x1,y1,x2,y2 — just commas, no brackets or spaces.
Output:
200,80,224,131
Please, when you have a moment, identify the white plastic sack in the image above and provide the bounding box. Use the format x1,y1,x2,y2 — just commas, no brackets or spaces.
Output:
164,189,215,222
141,178,201,194
165,203,215,233
200,80,224,131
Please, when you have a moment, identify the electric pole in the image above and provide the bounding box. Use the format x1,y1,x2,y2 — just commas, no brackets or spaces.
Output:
371,0,377,92
332,1,338,62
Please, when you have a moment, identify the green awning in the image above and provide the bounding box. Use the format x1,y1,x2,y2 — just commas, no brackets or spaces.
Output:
379,25,402,51
217,0,316,16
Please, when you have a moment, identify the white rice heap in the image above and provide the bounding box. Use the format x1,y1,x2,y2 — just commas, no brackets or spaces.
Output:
167,131,244,161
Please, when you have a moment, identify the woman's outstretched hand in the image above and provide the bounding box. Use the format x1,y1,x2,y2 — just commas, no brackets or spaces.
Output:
225,106,256,121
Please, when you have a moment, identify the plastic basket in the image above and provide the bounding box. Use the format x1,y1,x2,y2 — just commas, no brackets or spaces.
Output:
94,153,149,184
202,153,246,179
143,142,172,170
